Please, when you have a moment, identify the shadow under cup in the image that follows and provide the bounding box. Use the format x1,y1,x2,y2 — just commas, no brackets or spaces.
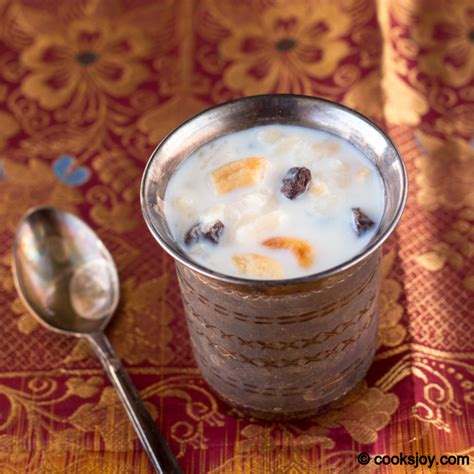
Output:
141,95,407,420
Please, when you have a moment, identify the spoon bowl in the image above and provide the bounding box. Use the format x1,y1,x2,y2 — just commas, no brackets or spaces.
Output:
12,206,182,474
12,206,118,335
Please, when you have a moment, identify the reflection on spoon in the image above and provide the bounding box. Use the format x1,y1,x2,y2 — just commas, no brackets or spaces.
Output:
12,206,182,474
70,259,118,320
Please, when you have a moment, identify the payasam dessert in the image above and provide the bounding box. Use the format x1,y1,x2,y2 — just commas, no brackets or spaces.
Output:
164,124,384,279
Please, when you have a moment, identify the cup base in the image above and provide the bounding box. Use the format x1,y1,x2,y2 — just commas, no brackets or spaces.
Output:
207,367,370,421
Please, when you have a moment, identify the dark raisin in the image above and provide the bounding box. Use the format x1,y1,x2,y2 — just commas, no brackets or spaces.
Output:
184,222,202,246
351,208,374,236
203,220,224,244
281,167,312,199
184,220,225,246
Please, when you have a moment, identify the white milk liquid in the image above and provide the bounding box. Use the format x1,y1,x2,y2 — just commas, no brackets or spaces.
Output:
164,125,384,279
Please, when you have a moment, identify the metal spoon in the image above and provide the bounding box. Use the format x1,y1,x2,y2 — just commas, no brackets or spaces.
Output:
12,207,182,474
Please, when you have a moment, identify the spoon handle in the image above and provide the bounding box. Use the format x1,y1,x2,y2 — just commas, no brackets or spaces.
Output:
87,332,182,474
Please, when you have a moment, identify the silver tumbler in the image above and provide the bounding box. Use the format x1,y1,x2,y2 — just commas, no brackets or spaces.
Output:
141,95,407,419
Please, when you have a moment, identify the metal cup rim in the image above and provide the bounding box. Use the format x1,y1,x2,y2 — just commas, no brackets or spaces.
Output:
140,94,408,287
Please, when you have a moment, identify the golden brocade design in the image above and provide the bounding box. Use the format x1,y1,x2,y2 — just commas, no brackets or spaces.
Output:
0,254,14,294
378,250,406,348
434,103,474,137
343,71,384,122
21,18,150,110
69,386,158,451
415,242,464,273
210,378,399,472
138,96,208,145
375,350,472,434
0,370,224,471
415,132,474,211
0,110,19,150
235,424,334,453
0,0,472,471
377,0,430,126
410,0,474,87
66,376,103,399
316,380,399,445
0,1,178,162
91,150,141,204
213,0,351,95
408,298,473,353
415,215,473,274
382,69,429,126
12,297,40,335
208,424,334,473
210,449,374,474
87,185,139,233
0,158,83,232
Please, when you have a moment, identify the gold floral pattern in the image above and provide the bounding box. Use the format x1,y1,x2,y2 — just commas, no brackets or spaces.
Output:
65,376,103,399
376,351,472,434
0,370,223,471
87,185,138,233
210,423,335,473
0,110,19,150
378,250,406,348
434,103,474,137
218,2,351,95
212,378,399,472
412,0,474,87
382,70,429,125
316,380,399,444
415,132,474,211
0,254,14,294
21,18,150,110
236,424,334,454
91,150,141,203
415,243,460,272
12,298,40,335
138,96,208,144
0,0,473,471
343,71,384,121
415,215,473,273
0,1,179,161
0,158,83,232
69,386,157,451
377,0,430,126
